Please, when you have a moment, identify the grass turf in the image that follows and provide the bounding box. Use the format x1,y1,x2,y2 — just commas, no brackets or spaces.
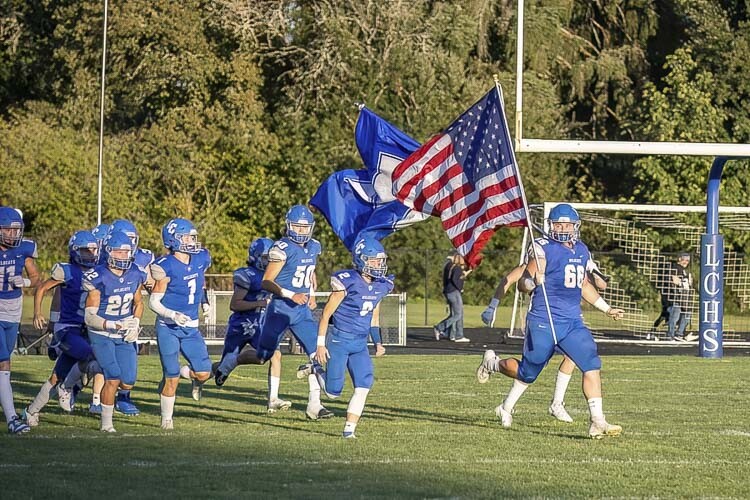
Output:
3,354,749,498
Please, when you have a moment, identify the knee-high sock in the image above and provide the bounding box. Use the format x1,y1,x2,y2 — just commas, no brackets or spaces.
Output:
308,374,321,407
502,379,529,412
0,371,18,422
28,380,55,414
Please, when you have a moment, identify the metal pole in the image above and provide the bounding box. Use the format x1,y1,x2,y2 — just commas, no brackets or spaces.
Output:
96,0,109,225
514,0,524,151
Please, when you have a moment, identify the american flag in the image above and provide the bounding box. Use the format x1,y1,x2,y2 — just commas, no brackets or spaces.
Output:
392,88,528,268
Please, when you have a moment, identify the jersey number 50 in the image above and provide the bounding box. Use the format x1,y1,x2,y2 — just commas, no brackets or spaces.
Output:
292,266,315,288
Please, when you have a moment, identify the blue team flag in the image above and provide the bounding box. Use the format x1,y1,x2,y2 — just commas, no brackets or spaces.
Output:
310,107,428,251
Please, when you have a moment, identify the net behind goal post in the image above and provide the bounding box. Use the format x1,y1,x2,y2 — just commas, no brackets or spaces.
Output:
508,203,750,343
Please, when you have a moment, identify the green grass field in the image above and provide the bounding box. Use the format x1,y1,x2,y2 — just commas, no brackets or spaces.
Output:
3,355,749,498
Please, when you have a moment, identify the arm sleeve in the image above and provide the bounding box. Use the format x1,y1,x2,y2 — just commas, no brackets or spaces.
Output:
150,261,167,281
149,292,176,319
330,275,347,292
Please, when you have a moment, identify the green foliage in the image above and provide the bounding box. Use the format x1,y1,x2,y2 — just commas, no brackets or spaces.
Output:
3,0,750,298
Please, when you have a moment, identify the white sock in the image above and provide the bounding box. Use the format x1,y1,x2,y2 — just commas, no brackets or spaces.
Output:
28,380,55,414
0,371,17,422
347,387,369,417
92,393,101,406
308,374,321,408
588,397,604,422
344,421,357,434
219,352,239,374
552,371,572,406
179,365,192,379
160,394,175,421
101,404,114,430
502,379,529,412
269,375,280,401
62,363,82,390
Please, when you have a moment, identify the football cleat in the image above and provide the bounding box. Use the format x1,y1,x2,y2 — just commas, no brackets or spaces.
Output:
57,386,74,413
548,402,574,423
684,333,699,342
476,350,497,384
115,393,140,416
433,327,441,341
89,403,102,415
495,404,513,428
342,431,357,439
296,363,312,379
101,425,117,433
191,379,203,402
161,418,174,430
267,398,292,413
8,416,31,434
214,368,229,387
589,420,622,439
306,406,334,420
22,408,39,427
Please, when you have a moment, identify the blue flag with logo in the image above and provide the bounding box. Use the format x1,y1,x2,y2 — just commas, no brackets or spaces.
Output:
310,107,428,250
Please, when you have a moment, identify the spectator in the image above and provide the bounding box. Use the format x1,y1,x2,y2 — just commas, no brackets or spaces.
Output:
666,252,696,341
433,253,470,343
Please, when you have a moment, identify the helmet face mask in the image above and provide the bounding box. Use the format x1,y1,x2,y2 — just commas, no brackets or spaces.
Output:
353,238,388,279
285,205,315,244
105,232,134,270
547,204,581,243
0,207,24,248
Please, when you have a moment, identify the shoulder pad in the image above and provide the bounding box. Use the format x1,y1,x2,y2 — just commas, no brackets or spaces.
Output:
50,263,70,282
20,239,38,259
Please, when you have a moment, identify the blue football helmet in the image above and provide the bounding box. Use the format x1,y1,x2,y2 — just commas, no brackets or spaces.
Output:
0,206,24,248
105,231,134,270
91,223,110,245
162,218,201,254
353,237,388,279
109,219,139,251
285,205,315,244
248,237,274,270
547,203,581,243
69,230,99,267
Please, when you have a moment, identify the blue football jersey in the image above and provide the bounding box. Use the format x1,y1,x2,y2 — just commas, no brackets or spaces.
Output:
50,262,88,326
227,265,270,332
150,248,211,323
268,237,321,295
0,239,37,300
527,237,592,321
329,269,394,335
82,264,147,324
134,248,154,272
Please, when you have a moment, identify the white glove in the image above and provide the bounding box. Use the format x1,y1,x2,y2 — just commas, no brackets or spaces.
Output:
171,311,190,327
481,298,500,327
123,317,141,343
201,302,210,319
10,275,26,288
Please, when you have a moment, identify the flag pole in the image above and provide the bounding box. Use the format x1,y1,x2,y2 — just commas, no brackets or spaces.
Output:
96,0,110,225
493,75,558,344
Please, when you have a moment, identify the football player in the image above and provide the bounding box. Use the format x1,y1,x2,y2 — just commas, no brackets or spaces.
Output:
83,231,147,432
0,206,40,434
248,205,332,420
479,251,610,423
212,237,293,412
104,219,154,415
477,204,624,439
25,230,102,425
149,218,212,430
303,237,393,438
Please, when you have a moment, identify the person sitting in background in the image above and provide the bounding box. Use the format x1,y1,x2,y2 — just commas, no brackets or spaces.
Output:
433,253,470,343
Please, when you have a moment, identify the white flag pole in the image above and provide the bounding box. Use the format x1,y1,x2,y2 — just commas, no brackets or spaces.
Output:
494,76,558,344
96,0,110,225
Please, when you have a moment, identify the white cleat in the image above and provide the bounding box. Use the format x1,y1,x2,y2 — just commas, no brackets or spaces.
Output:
161,419,174,430
476,350,497,384
588,420,622,439
57,386,74,412
22,407,39,427
548,402,574,423
495,404,513,428
267,398,292,413
101,425,117,433
191,380,203,402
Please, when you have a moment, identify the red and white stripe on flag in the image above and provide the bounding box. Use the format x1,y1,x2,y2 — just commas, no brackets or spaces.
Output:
391,89,527,268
